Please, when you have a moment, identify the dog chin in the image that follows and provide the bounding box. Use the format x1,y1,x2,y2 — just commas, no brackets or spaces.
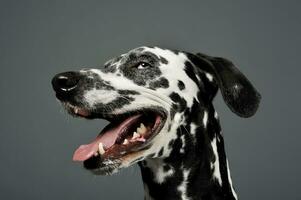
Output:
84,151,147,175
86,159,122,176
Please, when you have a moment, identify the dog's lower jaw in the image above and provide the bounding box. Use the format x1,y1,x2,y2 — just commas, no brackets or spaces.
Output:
138,128,238,200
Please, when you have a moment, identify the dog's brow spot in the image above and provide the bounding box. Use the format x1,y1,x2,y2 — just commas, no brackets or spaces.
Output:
159,56,168,64
102,63,118,73
177,80,185,90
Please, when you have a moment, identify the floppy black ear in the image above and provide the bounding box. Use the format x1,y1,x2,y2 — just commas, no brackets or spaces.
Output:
194,53,261,118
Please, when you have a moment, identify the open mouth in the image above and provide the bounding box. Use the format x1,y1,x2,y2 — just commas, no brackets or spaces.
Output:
64,103,166,170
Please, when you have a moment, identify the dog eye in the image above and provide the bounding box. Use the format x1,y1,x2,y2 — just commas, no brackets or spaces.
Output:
136,62,151,69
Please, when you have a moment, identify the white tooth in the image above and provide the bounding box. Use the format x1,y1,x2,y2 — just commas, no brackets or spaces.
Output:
140,123,147,133
75,108,78,114
122,139,129,145
137,125,146,134
98,143,105,155
132,132,140,139
137,127,142,133
140,123,146,129
94,152,99,156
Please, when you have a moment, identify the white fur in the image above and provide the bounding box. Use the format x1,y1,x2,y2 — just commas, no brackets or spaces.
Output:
145,159,174,184
205,73,214,82
177,169,190,200
211,137,222,186
84,89,119,106
226,160,238,199
203,111,208,128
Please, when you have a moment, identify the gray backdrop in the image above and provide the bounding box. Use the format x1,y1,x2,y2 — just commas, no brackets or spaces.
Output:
1,0,300,199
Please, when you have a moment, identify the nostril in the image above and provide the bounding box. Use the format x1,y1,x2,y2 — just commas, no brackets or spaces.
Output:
52,71,81,93
56,75,78,91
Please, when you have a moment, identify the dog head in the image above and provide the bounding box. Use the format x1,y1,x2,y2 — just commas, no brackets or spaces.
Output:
52,46,260,175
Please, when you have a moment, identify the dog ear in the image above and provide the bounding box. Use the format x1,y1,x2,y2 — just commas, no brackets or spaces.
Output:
194,53,261,118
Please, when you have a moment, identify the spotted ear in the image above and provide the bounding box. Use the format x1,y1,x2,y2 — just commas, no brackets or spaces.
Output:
194,53,261,118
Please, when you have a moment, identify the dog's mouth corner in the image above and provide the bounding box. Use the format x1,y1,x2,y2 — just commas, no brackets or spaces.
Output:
64,103,167,172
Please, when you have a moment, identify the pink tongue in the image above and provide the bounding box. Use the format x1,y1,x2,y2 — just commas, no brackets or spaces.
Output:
73,114,141,161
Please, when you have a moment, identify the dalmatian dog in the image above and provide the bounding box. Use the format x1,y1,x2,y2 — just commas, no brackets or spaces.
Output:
52,46,261,200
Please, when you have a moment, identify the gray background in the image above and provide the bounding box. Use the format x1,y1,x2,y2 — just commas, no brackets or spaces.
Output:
0,0,300,199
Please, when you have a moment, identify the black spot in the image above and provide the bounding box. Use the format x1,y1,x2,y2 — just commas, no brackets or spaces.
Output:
164,129,184,165
169,92,187,112
177,80,185,90
170,103,178,120
149,77,169,89
93,96,134,114
139,164,183,200
184,61,200,88
78,71,115,92
168,123,172,131
94,80,115,90
185,53,219,101
148,153,156,158
160,56,168,64
163,164,171,172
102,65,117,73
158,147,164,157
118,90,139,95
168,139,175,149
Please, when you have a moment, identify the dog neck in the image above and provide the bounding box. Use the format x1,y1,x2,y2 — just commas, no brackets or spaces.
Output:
138,106,238,200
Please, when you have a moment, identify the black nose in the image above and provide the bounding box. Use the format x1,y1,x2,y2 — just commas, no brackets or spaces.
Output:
52,71,81,99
